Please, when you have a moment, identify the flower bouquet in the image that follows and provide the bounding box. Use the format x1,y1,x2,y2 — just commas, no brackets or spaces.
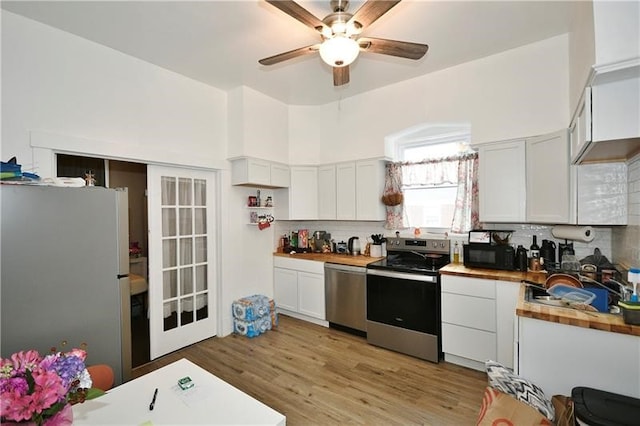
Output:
1,346,104,425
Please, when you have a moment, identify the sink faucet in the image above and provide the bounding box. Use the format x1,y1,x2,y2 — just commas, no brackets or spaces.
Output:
606,279,633,301
580,275,631,301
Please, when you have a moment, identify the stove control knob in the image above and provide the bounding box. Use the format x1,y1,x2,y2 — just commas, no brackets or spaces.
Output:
440,242,446,248
432,242,437,248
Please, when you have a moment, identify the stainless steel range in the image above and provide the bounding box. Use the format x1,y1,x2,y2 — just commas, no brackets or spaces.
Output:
366,237,450,362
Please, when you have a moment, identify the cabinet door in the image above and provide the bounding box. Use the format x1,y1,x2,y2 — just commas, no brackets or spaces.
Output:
355,159,385,220
318,165,337,220
297,272,325,320
441,323,497,363
336,162,356,220
289,166,318,220
495,281,520,370
274,268,298,312
246,158,270,186
478,140,526,222
526,130,570,223
270,164,290,188
571,87,591,162
442,293,496,332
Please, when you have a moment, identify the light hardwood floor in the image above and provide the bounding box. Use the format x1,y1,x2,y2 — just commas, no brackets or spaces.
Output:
133,314,488,425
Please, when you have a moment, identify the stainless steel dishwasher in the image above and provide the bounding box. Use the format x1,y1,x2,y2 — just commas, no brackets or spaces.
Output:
324,263,367,334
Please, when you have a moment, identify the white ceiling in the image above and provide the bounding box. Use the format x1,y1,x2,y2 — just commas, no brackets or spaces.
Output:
2,0,573,106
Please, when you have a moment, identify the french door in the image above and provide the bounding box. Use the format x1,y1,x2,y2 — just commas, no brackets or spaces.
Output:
147,165,217,359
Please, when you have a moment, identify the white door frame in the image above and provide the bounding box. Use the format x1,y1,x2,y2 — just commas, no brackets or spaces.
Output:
36,141,224,346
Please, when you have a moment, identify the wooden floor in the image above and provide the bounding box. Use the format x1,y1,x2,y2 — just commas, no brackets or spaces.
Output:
133,315,488,425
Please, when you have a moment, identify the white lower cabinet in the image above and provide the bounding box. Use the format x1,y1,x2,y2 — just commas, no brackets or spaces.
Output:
273,257,327,326
441,275,519,371
517,316,640,398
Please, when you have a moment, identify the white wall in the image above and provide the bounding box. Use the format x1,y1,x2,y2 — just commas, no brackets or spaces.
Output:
568,0,596,114
227,86,289,162
289,35,570,164
1,11,227,171
593,0,640,66
0,12,253,339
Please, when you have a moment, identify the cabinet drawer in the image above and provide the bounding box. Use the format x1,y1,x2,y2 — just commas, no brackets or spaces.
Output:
442,293,496,332
441,275,495,299
442,323,496,362
273,257,324,274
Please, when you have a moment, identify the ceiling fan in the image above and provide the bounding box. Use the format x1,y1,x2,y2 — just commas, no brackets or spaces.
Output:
258,0,429,86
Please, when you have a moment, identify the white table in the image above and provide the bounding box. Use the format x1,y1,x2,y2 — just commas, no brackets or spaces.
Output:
73,358,286,425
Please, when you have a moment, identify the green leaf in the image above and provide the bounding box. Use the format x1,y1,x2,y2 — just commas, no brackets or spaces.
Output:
85,387,106,400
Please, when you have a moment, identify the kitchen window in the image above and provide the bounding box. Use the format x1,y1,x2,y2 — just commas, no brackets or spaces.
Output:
399,140,464,229
388,129,478,233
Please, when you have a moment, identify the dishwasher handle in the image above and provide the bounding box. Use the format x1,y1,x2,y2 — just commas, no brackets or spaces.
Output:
324,263,366,274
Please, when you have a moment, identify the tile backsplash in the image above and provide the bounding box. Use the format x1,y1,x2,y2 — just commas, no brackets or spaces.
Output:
274,220,614,263
612,153,640,270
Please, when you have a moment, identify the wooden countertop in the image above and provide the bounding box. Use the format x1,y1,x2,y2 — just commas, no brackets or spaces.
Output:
441,263,640,337
273,252,383,268
516,284,640,337
440,263,548,284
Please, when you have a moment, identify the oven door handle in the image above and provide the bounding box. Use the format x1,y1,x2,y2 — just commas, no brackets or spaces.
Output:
366,268,437,283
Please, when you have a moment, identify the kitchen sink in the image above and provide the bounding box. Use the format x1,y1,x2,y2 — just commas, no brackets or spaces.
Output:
524,285,622,316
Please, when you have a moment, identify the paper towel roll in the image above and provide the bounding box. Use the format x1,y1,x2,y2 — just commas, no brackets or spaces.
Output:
551,225,595,242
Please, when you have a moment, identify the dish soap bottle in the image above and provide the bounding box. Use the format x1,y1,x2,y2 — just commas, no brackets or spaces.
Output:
453,241,460,264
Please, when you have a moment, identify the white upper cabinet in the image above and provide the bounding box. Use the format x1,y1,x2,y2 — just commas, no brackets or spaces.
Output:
317,165,337,220
270,163,291,188
230,157,290,188
526,130,571,224
275,166,318,220
336,162,356,220
570,87,592,162
355,159,386,221
478,140,526,223
571,67,640,164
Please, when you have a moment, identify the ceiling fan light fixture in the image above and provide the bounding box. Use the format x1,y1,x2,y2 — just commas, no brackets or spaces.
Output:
319,35,359,67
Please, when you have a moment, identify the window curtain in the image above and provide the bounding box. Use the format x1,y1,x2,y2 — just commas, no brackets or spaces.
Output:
451,152,479,233
382,162,406,229
383,152,479,232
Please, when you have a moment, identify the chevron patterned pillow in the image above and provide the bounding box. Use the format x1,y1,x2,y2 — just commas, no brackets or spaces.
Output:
485,360,555,421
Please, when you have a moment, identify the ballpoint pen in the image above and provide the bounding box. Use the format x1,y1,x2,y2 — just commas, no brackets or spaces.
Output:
149,388,158,411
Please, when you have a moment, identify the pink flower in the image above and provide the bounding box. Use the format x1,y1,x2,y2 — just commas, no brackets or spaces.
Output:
65,348,87,362
1,390,34,421
34,371,66,406
0,348,88,424
8,350,41,374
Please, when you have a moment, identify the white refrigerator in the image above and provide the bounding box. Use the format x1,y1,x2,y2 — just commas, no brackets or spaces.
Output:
1,184,132,384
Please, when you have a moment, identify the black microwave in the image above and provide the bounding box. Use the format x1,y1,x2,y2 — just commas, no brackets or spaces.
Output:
463,244,515,271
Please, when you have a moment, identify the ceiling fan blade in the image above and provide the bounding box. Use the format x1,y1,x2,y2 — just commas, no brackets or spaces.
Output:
265,0,328,33
358,37,428,60
333,66,350,86
259,44,320,66
349,0,401,28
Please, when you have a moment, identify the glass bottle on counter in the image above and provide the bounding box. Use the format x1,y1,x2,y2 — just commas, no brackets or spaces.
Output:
453,241,460,264
530,235,540,258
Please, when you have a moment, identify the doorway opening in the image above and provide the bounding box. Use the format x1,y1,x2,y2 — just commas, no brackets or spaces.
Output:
56,154,150,367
